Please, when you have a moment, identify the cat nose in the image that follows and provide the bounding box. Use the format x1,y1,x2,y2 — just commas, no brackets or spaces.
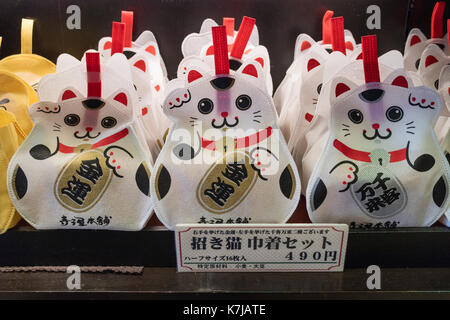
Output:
221,112,228,118
85,127,93,132
372,123,380,130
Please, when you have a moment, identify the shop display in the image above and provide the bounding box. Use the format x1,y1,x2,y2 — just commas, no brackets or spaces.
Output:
6,51,153,230
151,26,300,230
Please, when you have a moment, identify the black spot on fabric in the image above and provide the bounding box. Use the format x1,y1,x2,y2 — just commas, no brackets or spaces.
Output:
156,165,171,200
445,152,449,164
411,154,435,172
229,59,242,70
325,48,333,54
210,77,235,90
279,165,295,199
432,176,447,207
123,50,136,59
415,59,421,70
30,144,53,160
82,99,105,110
312,179,327,211
359,89,385,102
437,43,445,50
135,162,150,196
13,166,27,199
173,144,195,160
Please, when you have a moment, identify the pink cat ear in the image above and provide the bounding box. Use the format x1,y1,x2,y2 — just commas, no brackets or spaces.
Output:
114,92,128,106
410,35,421,46
241,64,258,78
391,76,409,88
103,41,112,50
62,89,78,101
145,45,156,56
301,41,312,51
425,55,438,67
307,58,320,72
133,59,146,72
335,83,351,97
187,70,203,83
254,57,264,68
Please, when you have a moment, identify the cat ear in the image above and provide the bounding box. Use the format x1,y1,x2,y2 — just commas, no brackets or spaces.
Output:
344,29,356,52
134,30,157,47
185,67,208,84
58,87,83,102
405,28,428,48
330,76,358,105
199,18,218,34
56,54,81,73
177,56,207,79
384,69,413,89
133,58,148,72
294,33,317,59
418,44,447,75
249,23,259,46
109,91,130,108
181,32,212,57
98,36,113,54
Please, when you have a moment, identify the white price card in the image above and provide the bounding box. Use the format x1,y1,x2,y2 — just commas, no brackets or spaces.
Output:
175,224,348,272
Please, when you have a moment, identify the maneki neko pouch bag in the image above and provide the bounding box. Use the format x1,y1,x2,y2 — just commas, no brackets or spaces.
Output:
7,52,153,230
0,72,37,233
306,36,449,227
151,27,300,230
0,19,55,90
180,16,273,96
404,2,449,73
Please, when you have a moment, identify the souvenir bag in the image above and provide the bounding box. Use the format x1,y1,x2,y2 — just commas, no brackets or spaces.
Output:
180,16,273,96
0,19,55,90
7,52,153,230
151,26,300,230
306,36,449,227
404,1,449,73
0,71,37,233
286,17,350,160
98,11,170,157
417,22,450,143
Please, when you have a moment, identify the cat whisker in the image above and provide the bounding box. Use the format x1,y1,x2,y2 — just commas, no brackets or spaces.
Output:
253,110,261,114
342,128,349,131
342,124,350,127
253,119,261,123
405,121,414,125
344,133,350,137
406,131,415,135
406,126,416,129
254,115,262,118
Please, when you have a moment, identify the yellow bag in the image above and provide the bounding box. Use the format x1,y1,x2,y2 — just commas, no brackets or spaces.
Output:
0,70,37,233
0,18,55,89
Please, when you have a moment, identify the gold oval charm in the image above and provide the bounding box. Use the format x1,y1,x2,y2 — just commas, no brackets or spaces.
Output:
54,150,113,212
197,151,257,214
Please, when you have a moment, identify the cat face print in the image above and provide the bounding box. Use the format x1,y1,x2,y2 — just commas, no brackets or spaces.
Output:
164,62,275,136
330,70,442,152
30,87,132,148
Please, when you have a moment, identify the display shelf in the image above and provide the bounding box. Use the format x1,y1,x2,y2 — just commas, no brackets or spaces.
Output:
0,267,450,299
0,225,449,268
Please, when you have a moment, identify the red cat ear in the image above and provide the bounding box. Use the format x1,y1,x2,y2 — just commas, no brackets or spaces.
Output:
205,45,214,56
241,64,258,78
62,89,78,101
187,70,203,83
335,83,351,97
391,76,409,88
307,58,320,72
425,55,438,67
301,41,312,51
345,41,354,51
133,59,146,72
103,41,112,50
145,45,156,56
410,35,421,46
254,57,264,68
114,92,128,106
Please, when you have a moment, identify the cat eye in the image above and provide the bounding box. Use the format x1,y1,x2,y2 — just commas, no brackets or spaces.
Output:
347,109,363,124
101,117,117,128
198,98,214,114
386,106,403,122
317,83,323,94
235,95,252,110
64,114,80,126
434,79,439,90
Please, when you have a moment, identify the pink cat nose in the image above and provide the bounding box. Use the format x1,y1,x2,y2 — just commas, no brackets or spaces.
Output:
372,123,380,130
221,112,228,118
85,127,93,132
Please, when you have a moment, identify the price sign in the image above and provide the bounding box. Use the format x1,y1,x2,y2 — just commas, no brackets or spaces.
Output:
176,224,348,272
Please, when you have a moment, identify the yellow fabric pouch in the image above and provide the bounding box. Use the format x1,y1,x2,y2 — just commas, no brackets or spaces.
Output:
0,70,37,233
0,18,55,89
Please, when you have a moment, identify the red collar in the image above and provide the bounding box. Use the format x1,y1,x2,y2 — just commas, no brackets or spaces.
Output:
201,126,273,151
59,128,129,153
333,139,406,163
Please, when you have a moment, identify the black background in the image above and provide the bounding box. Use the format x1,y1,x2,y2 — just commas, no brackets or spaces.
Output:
0,0,447,89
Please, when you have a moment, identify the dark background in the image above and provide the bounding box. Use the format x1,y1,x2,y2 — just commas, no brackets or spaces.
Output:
0,0,447,89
